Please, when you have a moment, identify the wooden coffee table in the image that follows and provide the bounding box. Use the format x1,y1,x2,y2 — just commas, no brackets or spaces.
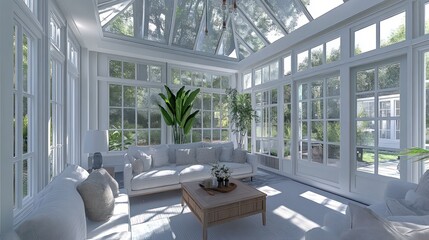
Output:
181,178,266,240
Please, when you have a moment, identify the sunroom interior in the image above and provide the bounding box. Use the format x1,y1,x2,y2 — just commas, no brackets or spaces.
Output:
1,0,429,237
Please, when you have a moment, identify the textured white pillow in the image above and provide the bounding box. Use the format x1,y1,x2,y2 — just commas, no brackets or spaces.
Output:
77,171,115,222
96,168,119,197
176,148,196,165
405,170,429,212
132,150,152,174
340,203,403,240
220,147,233,162
196,147,217,164
151,145,170,167
232,148,247,163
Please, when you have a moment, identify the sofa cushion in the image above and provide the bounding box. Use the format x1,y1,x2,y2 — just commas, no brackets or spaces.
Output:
131,165,180,190
232,148,247,163
340,203,403,240
151,145,170,167
132,151,152,174
87,190,131,240
221,162,253,176
97,168,120,197
176,148,196,165
16,165,87,240
204,142,234,160
168,142,203,163
77,171,115,222
196,147,217,164
178,164,212,183
220,146,233,162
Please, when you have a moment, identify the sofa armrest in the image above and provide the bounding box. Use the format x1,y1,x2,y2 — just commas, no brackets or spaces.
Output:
246,153,258,175
384,180,417,200
123,160,133,194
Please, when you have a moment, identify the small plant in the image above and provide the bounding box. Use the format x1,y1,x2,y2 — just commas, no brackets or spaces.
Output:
211,163,232,180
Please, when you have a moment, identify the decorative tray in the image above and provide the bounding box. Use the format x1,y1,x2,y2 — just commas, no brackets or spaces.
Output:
199,180,237,193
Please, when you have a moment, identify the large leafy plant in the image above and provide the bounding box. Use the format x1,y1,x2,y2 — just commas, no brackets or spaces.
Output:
158,85,200,144
225,88,257,149
401,147,429,163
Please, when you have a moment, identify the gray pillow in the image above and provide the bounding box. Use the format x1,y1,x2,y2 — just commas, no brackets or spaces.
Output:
232,148,247,163
220,147,233,162
77,171,114,222
132,151,152,174
176,148,196,165
96,168,119,197
131,156,144,175
151,145,170,167
196,147,217,164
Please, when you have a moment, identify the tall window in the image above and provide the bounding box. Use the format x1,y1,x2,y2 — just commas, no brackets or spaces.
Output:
354,61,401,178
13,24,36,211
49,13,64,179
255,88,278,157
284,84,292,159
171,67,230,142
254,61,279,86
298,75,341,166
297,37,341,72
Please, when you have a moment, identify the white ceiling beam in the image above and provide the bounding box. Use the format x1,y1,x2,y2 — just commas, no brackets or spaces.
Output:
168,0,178,46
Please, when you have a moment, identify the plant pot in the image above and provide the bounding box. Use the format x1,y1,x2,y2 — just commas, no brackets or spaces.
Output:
217,178,223,188
224,179,229,187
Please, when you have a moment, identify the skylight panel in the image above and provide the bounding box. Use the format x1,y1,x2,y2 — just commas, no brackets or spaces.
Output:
104,3,134,37
264,0,309,33
238,0,284,43
234,14,265,52
98,0,134,27
172,0,205,49
237,41,251,60
216,20,237,59
196,1,224,54
144,0,174,43
300,0,343,19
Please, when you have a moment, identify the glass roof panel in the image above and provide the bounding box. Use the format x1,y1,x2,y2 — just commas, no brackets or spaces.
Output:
264,0,309,33
104,3,134,37
143,0,174,42
172,0,205,49
234,14,265,52
217,19,237,59
98,0,133,27
238,0,284,43
300,0,344,19
195,0,224,54
98,0,346,61
237,41,251,60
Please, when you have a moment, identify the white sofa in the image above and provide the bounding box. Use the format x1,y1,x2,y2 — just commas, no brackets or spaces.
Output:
123,142,258,196
305,179,429,240
4,165,131,240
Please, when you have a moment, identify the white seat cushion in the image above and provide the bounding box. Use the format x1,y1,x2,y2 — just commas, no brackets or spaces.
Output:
87,191,130,239
178,164,212,183
131,165,180,190
222,162,253,176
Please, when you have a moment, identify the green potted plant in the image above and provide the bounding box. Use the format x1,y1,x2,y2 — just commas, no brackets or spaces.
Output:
158,85,200,144
401,147,429,162
225,88,257,149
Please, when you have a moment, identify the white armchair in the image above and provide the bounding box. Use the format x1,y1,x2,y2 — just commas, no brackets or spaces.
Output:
305,180,418,240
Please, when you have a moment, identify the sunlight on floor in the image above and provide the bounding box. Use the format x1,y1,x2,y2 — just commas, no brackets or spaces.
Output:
299,191,348,213
273,205,320,231
257,185,282,196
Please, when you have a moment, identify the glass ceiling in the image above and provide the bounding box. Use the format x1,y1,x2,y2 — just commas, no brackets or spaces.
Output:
98,0,346,61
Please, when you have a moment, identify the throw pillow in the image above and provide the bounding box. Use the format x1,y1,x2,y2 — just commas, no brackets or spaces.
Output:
176,148,196,165
340,203,404,240
405,170,429,212
77,171,115,222
133,150,152,173
151,145,170,167
96,168,119,197
196,147,217,164
220,147,233,162
232,148,247,163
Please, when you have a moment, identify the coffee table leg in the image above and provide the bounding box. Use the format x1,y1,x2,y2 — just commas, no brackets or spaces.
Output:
203,225,207,240
262,212,266,226
262,198,266,225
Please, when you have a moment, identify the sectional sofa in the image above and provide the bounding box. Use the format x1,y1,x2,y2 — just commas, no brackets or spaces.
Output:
3,165,131,240
123,141,257,196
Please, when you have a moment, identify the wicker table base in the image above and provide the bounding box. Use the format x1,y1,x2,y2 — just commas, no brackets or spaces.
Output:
181,179,266,240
